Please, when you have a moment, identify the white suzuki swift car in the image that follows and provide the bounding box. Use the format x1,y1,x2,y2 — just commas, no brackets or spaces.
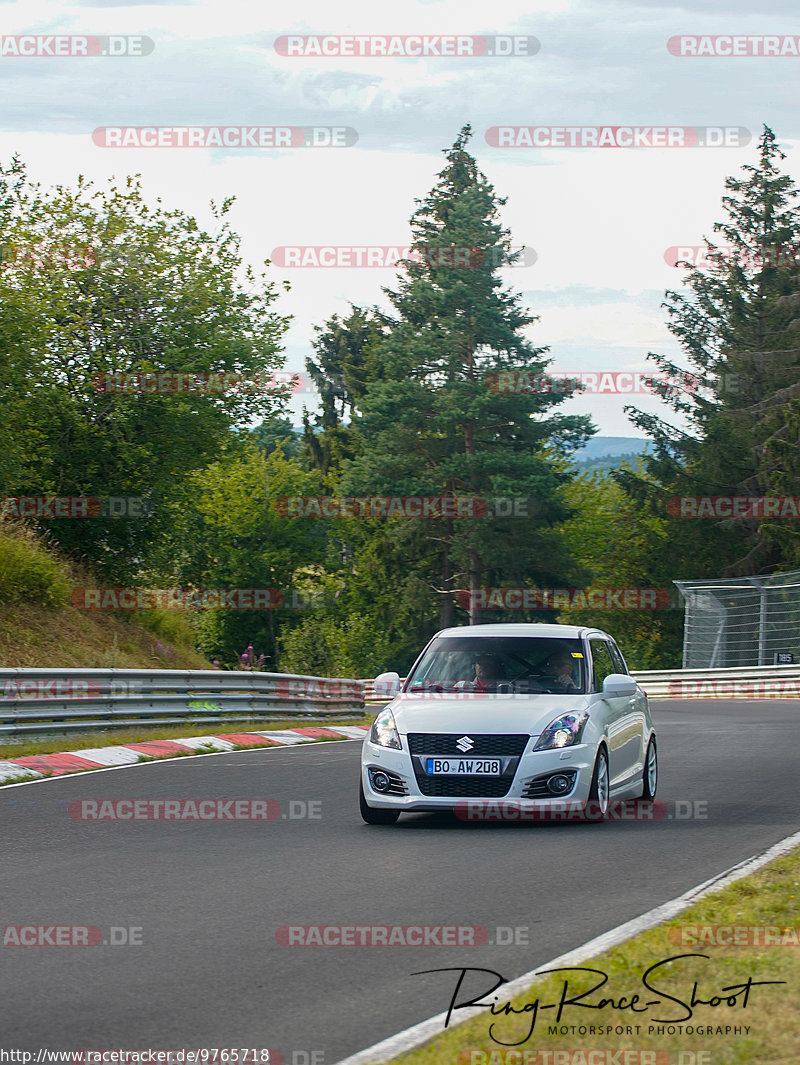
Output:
360,623,657,824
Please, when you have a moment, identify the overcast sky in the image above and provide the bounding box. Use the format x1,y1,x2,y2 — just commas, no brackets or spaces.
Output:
2,0,799,436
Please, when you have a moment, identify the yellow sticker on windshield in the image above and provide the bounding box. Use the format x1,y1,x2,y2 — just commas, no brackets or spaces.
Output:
571,652,584,657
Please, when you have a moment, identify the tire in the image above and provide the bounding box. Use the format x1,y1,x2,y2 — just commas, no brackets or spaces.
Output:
585,747,609,821
359,779,400,825
638,738,658,802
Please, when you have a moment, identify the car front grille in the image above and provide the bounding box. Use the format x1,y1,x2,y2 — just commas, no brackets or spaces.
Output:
408,734,529,797
414,773,515,797
407,733,530,757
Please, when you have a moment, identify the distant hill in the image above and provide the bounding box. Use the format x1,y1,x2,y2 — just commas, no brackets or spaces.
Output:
573,436,651,475
577,436,650,460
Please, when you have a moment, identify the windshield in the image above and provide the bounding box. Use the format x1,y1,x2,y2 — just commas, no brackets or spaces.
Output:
405,636,589,695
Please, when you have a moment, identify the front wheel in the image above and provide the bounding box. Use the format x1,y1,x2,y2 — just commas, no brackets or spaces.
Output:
359,780,400,825
638,738,658,801
585,747,609,821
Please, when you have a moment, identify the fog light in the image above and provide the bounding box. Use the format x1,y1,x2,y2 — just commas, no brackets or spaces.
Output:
547,774,572,795
371,771,391,792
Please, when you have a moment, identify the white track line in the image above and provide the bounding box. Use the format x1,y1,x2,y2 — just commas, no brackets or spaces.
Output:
332,827,800,1065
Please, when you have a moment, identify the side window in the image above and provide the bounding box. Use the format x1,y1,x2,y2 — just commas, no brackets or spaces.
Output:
608,640,627,675
589,640,616,691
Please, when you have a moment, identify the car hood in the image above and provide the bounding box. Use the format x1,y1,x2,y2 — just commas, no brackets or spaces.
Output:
388,692,592,737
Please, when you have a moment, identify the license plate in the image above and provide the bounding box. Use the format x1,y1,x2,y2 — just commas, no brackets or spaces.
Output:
425,758,502,775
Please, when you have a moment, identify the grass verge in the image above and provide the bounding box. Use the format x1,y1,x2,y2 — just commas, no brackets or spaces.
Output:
0,600,212,669
385,845,800,1065
0,714,373,761
0,519,211,669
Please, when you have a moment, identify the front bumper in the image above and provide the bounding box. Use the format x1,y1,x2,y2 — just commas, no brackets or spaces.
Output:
361,734,596,811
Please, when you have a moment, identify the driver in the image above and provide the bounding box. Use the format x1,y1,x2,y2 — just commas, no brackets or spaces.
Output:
456,654,502,693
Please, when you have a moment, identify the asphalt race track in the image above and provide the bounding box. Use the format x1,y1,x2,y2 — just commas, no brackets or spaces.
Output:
2,698,799,1059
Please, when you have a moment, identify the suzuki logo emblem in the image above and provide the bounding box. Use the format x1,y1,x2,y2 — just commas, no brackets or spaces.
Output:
456,735,474,752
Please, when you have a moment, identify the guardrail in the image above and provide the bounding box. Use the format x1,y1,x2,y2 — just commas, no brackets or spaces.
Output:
362,664,800,703
0,669,365,737
1,662,794,738
632,664,800,699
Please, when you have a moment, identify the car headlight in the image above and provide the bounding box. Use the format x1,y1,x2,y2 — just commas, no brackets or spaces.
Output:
370,707,402,749
534,711,589,751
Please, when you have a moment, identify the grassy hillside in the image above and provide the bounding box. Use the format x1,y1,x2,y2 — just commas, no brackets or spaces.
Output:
0,519,210,669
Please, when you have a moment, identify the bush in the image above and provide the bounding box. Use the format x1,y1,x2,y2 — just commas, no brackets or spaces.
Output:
279,613,393,678
0,522,72,607
136,607,200,651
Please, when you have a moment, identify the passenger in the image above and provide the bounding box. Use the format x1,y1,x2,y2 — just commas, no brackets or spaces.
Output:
536,649,580,691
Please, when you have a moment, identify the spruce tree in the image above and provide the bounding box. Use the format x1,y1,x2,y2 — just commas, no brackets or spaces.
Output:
301,306,388,477
340,126,593,625
620,125,800,576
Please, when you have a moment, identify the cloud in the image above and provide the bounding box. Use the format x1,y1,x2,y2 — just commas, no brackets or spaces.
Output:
73,1,195,7
624,0,797,11
527,285,645,307
0,0,794,436
0,2,797,146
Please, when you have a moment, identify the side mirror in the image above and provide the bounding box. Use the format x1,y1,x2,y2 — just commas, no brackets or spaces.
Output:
602,673,637,698
374,671,401,698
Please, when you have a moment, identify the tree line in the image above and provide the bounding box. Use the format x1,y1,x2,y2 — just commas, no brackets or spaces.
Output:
1,125,798,675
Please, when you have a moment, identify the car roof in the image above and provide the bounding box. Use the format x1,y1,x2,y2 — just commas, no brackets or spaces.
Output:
433,623,605,640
